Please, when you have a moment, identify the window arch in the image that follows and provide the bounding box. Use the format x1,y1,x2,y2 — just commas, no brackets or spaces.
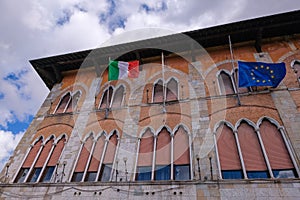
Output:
71,131,119,182
153,80,164,103
259,119,297,178
111,85,125,108
72,135,94,182
55,91,81,114
155,128,171,180
99,86,114,109
215,122,243,179
136,129,154,181
27,136,54,182
237,121,269,179
173,126,190,180
14,137,43,183
218,70,235,95
166,78,178,101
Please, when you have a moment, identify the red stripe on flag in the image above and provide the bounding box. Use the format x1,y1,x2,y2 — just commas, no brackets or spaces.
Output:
128,61,139,78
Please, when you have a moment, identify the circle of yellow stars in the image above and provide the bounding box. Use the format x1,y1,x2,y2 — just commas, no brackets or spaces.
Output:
250,65,275,83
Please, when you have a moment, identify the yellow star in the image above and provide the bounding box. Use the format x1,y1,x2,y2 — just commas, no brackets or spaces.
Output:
271,75,275,79
268,80,271,82
266,66,270,70
270,70,274,73
263,80,266,83
252,77,255,80
251,72,254,76
261,65,264,68
255,66,258,70
257,80,260,83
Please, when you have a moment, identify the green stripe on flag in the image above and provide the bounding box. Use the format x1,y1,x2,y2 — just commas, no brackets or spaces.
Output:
108,60,119,81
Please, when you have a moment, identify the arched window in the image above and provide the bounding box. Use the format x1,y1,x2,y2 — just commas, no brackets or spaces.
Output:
27,137,54,182
66,91,81,113
166,78,178,101
56,93,71,113
14,137,43,183
238,122,269,178
99,132,118,182
100,87,113,109
218,71,235,95
111,86,125,108
72,135,94,182
136,129,154,181
173,127,190,180
155,128,171,180
153,80,164,103
259,120,296,178
216,123,243,179
85,134,106,182
40,135,66,182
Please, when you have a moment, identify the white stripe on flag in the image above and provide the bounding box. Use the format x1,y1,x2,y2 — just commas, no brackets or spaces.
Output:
118,61,129,79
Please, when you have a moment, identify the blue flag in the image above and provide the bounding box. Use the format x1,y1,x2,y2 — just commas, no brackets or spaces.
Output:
238,61,286,88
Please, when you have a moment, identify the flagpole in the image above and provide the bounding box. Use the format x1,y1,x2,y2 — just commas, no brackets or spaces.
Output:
228,35,241,106
162,52,166,113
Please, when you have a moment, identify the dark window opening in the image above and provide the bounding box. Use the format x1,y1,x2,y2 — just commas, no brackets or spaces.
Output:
99,164,112,182
56,93,71,113
136,166,152,181
155,165,170,180
100,87,113,109
222,170,243,179
247,171,269,179
28,167,42,182
14,168,29,183
71,172,84,182
174,164,190,180
85,172,97,182
273,169,297,178
153,80,164,103
218,71,234,95
40,166,55,182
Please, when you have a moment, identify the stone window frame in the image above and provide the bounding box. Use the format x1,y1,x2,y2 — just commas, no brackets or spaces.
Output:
152,77,180,103
98,84,126,109
213,117,300,180
53,90,82,114
13,134,68,183
133,124,193,181
69,130,120,182
291,59,300,86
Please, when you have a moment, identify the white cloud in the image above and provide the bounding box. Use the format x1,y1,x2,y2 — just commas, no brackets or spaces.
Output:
0,130,24,171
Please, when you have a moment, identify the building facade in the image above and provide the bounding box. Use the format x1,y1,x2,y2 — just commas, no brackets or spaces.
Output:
1,10,300,199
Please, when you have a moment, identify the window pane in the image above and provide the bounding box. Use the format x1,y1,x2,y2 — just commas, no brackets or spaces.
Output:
28,168,42,182
136,166,152,181
71,172,83,182
222,170,243,179
273,169,296,178
41,166,55,182
218,72,234,95
247,171,269,179
15,168,29,183
85,172,97,182
100,164,112,182
174,165,190,180
153,80,164,103
155,165,170,180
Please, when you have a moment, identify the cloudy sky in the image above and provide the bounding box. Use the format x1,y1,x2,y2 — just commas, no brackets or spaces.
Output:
0,0,299,171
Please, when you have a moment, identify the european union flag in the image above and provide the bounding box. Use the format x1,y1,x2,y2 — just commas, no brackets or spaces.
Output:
238,61,286,88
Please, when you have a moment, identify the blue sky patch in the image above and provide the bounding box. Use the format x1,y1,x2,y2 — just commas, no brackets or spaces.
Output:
140,2,168,13
0,92,4,99
56,9,72,26
0,115,34,134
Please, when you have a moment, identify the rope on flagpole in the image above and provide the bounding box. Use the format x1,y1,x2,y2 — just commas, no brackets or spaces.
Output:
162,52,166,113
228,35,241,106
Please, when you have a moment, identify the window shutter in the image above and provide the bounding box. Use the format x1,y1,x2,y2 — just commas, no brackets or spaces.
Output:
238,122,267,171
174,127,189,165
218,72,234,95
260,120,294,169
74,137,93,172
35,138,54,168
47,136,66,166
156,128,171,165
166,78,178,101
111,86,124,108
88,135,105,172
153,80,164,103
56,93,71,113
23,139,43,168
103,133,118,164
216,124,242,170
138,130,154,166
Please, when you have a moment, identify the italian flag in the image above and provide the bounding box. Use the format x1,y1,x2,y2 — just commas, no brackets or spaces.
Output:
108,60,139,81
